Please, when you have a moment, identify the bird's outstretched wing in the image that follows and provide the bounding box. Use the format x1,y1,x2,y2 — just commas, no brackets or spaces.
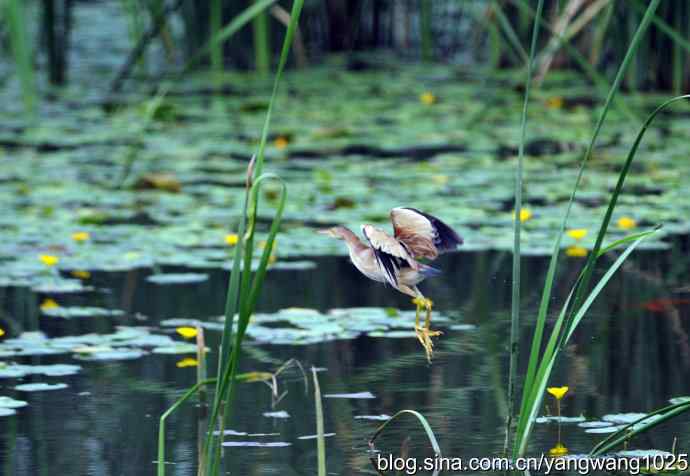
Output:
361,224,417,287
390,207,463,260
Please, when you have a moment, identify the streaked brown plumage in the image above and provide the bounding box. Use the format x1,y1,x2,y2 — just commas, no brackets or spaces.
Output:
319,207,463,361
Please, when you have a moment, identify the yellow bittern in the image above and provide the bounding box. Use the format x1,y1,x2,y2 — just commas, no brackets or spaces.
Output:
319,207,463,361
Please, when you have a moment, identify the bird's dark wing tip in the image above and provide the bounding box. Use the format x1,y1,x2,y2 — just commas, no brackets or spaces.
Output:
403,207,463,251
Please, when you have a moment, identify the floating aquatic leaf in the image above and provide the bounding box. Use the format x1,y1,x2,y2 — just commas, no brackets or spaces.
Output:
0,397,28,408
354,415,391,421
263,411,290,419
602,413,648,425
577,421,613,429
324,392,375,399
585,425,626,434
297,433,336,440
41,306,124,319
152,344,200,355
0,408,16,417
669,396,690,405
221,441,291,448
74,349,146,361
146,273,209,284
15,383,68,392
535,415,586,424
0,364,81,379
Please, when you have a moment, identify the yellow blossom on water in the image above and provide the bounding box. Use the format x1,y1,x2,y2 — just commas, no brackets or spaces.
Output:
71,231,90,242
420,91,436,105
0,328,5,337
124,251,141,261
547,386,569,400
39,255,59,267
40,298,59,311
512,209,533,223
617,216,637,230
274,136,289,149
225,233,239,246
548,443,568,457
176,327,198,339
565,245,588,257
71,270,91,279
176,357,198,368
546,97,564,109
566,228,588,241
431,174,449,186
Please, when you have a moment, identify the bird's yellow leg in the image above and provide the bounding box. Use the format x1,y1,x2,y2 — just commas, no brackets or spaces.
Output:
412,297,441,362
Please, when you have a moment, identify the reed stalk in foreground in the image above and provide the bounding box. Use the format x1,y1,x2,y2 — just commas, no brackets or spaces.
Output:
157,2,304,475
504,0,543,456
513,0,668,457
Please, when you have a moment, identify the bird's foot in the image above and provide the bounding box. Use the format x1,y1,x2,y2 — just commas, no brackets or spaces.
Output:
412,297,433,310
415,325,443,362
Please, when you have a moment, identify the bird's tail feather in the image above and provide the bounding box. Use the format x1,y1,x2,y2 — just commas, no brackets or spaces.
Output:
420,264,442,278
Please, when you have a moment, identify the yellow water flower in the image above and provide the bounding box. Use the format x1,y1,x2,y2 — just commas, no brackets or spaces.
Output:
176,357,198,368
565,246,588,257
512,208,533,223
225,233,239,246
431,174,449,186
546,97,564,109
71,270,91,279
0,328,5,337
547,386,569,400
420,91,436,105
176,327,198,339
548,443,568,457
39,255,59,267
274,136,289,149
566,228,588,241
71,231,90,242
40,298,59,311
617,216,637,230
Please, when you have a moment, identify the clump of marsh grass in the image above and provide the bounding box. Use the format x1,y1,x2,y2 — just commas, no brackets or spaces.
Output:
156,1,304,475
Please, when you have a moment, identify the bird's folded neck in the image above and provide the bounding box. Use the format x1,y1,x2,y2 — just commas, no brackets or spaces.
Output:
340,227,367,252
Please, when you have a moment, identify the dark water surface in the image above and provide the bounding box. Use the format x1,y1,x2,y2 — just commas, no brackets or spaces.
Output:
1,239,690,476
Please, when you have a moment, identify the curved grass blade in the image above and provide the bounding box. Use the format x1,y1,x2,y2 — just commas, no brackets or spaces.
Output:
515,231,655,457
590,401,690,457
369,410,442,458
157,379,216,476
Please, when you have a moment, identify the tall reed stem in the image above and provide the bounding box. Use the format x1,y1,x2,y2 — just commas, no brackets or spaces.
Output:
504,0,543,456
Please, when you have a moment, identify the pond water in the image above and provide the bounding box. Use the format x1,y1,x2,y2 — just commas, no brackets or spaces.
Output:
3,3,690,472
1,240,689,475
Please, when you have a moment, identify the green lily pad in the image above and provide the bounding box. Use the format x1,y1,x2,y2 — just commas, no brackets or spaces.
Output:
0,397,28,409
15,383,69,392
146,273,209,284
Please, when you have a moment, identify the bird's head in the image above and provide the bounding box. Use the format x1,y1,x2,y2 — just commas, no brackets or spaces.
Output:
317,226,350,240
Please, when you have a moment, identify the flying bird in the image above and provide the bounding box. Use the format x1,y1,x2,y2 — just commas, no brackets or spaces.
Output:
319,207,463,361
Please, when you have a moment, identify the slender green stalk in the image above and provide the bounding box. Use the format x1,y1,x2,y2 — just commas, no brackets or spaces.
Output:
504,0,542,457
5,0,35,115
312,368,326,476
513,0,663,458
492,1,528,63
252,2,271,73
419,0,432,61
210,0,222,80
157,379,217,476
198,3,304,474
